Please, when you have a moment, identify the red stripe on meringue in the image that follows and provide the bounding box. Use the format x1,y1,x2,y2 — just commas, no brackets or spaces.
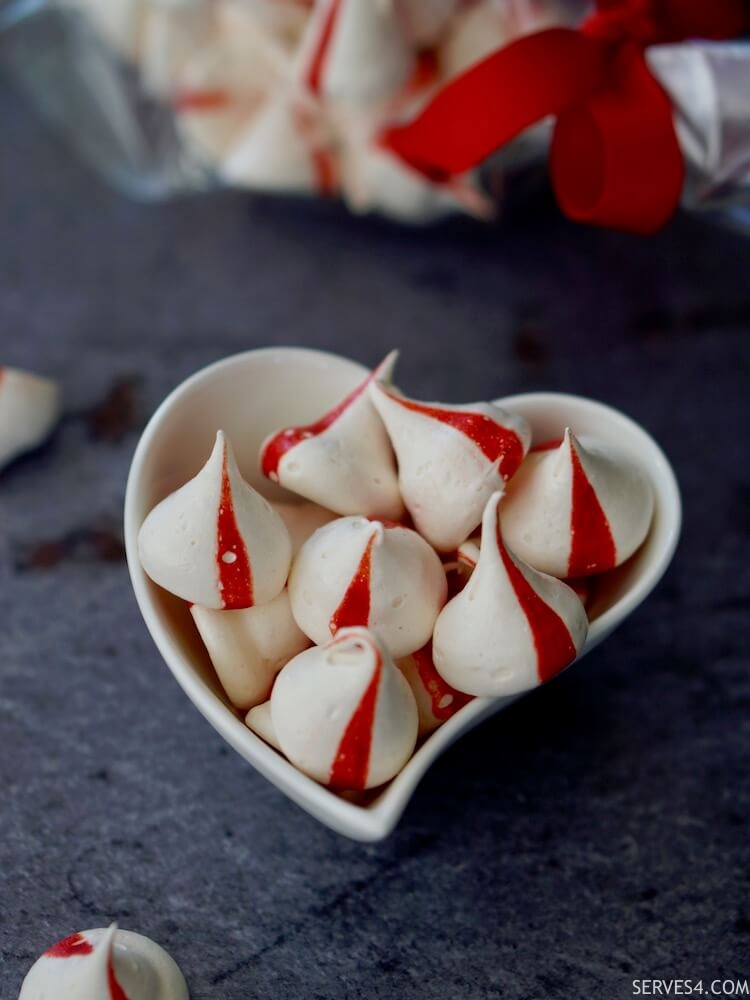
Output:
108,957,131,1000
310,145,337,195
261,364,379,481
531,437,563,453
174,89,230,111
329,639,382,790
496,520,577,684
45,933,94,958
216,443,254,609
413,642,471,721
380,389,525,478
304,0,342,94
568,442,616,577
329,532,375,634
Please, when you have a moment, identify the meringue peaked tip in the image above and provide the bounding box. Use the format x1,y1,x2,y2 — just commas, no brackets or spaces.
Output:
482,489,504,528
373,349,399,382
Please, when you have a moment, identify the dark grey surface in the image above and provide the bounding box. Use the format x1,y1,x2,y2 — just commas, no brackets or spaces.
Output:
1,78,749,1000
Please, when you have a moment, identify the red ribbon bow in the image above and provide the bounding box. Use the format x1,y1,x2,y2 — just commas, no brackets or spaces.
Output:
382,0,748,233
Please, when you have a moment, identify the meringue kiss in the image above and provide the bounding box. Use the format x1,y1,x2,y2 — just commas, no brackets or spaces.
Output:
0,366,60,471
139,430,291,609
259,351,403,520
19,924,188,1000
369,382,531,551
288,515,447,657
432,492,588,697
501,429,654,578
191,589,310,710
271,628,418,790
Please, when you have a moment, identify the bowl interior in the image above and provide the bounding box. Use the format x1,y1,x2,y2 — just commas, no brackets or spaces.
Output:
125,349,681,840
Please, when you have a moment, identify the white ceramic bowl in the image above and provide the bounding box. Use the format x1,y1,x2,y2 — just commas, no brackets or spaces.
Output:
124,348,681,841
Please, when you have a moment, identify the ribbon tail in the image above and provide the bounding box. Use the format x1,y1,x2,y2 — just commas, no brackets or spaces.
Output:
550,43,685,233
381,28,610,181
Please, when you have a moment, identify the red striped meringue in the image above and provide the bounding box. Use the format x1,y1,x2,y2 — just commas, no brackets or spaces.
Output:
501,429,654,578
138,430,291,610
369,382,531,551
260,351,403,520
433,492,588,697
271,628,418,790
297,0,413,104
19,924,187,1000
397,641,472,737
288,514,447,657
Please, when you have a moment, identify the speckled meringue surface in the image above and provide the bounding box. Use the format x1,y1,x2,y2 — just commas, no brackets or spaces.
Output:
270,627,418,790
501,429,654,578
138,430,291,609
433,492,588,697
370,381,530,551
288,514,447,657
259,351,403,520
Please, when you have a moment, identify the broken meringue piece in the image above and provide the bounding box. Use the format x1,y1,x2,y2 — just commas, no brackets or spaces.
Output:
288,514,447,657
369,382,531,551
501,429,654,578
191,589,310,709
433,492,588,697
19,923,188,1000
259,351,403,519
397,641,472,737
297,0,413,104
138,430,291,609
0,366,60,471
272,500,337,556
271,627,418,789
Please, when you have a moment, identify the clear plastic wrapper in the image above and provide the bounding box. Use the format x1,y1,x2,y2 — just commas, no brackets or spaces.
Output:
1,0,748,228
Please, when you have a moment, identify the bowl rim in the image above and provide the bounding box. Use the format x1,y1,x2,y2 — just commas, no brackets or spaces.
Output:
124,348,682,841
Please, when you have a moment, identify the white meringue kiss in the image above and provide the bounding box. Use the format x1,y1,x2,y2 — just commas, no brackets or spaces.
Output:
433,492,588,697
501,429,654,578
191,589,310,710
19,923,188,1000
260,351,403,519
138,430,291,609
271,628,418,789
0,366,60,471
370,382,530,551
289,515,447,657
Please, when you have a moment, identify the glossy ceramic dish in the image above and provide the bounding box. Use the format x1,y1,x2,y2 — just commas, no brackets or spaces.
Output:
124,347,681,841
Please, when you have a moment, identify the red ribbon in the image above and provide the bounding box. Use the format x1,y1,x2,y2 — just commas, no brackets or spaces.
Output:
381,0,749,233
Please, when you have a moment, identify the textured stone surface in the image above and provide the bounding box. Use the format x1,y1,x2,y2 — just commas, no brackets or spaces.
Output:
1,78,749,1000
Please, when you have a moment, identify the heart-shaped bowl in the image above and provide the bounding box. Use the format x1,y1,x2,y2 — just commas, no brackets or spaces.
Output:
124,347,681,841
